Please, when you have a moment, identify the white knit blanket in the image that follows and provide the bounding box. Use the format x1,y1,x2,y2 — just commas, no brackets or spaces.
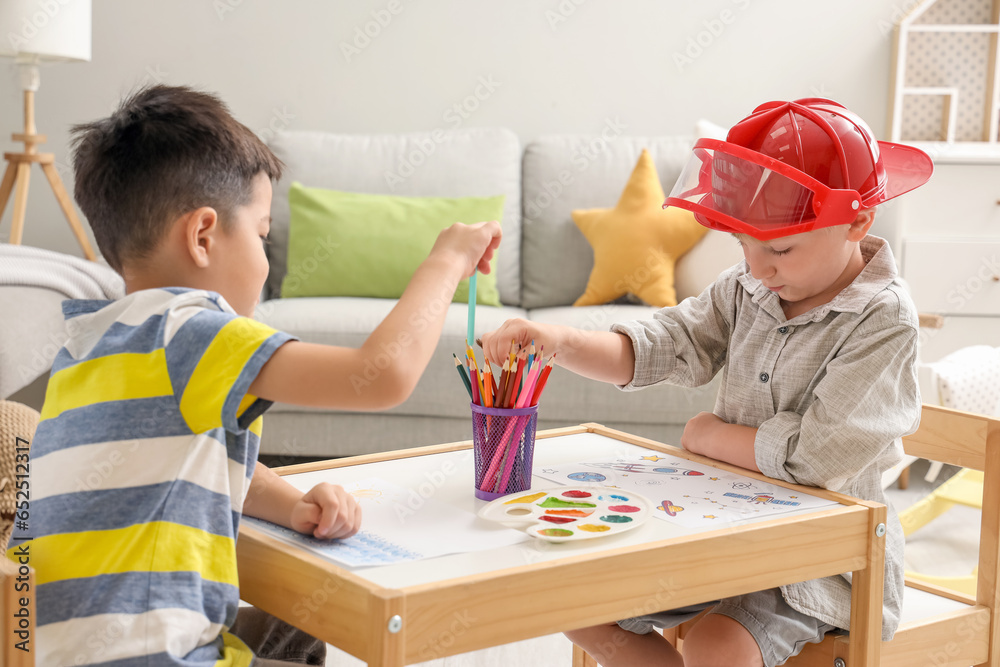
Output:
0,244,124,398
0,243,124,300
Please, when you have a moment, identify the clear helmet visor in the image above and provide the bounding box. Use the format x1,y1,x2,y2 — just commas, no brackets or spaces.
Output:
666,140,862,240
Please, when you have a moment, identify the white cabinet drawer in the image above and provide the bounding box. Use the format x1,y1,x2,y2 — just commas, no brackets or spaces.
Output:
902,239,1000,315
902,164,1000,237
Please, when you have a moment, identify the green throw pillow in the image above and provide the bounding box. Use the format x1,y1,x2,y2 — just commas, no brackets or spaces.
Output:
281,183,504,306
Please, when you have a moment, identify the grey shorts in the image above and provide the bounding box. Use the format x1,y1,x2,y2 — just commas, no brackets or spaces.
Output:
230,605,326,666
617,588,837,667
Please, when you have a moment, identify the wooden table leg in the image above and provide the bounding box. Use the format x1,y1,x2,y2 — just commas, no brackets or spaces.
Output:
573,644,599,667
848,502,886,667
367,593,405,667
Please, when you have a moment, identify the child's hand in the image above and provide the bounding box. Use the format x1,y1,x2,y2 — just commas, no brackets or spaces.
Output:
481,318,561,365
428,220,502,278
482,320,635,385
289,483,362,540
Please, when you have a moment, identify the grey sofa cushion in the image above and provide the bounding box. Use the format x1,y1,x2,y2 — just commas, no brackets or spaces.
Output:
266,128,522,305
520,135,700,310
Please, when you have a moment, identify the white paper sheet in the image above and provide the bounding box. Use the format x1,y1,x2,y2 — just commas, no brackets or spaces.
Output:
243,477,527,568
535,450,839,529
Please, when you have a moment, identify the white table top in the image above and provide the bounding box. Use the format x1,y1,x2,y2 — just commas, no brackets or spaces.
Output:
276,431,839,590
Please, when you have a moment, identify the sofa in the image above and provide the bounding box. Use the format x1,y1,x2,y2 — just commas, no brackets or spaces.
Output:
3,126,912,460
252,127,745,458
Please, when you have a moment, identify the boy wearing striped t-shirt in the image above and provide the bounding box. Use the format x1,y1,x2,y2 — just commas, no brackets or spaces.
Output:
8,85,501,666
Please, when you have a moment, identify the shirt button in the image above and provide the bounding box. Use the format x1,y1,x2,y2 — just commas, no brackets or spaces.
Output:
778,326,789,334
759,372,770,383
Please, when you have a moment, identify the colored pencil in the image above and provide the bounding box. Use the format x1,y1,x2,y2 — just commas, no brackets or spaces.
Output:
482,360,494,408
454,354,473,401
510,350,526,408
466,270,477,347
496,409,535,492
470,367,481,405
503,356,515,408
530,354,556,406
483,424,513,493
466,345,486,401
505,339,518,406
482,358,495,433
481,403,519,490
515,358,542,409
482,360,494,429
497,358,511,409
490,413,522,491
486,356,498,398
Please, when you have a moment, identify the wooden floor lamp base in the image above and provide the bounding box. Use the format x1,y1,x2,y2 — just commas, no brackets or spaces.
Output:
0,147,97,261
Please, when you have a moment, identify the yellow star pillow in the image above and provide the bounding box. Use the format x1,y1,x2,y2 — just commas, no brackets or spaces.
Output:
573,149,708,307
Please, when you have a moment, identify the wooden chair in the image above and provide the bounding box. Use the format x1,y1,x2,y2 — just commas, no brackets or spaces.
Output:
894,344,1000,598
1,400,39,667
786,404,1000,667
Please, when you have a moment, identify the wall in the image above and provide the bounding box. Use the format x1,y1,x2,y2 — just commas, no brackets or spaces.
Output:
0,0,912,257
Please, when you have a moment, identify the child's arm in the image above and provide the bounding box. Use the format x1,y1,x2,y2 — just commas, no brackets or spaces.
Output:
243,462,362,539
248,221,501,410
483,268,738,389
680,412,760,472
754,323,921,490
480,320,636,386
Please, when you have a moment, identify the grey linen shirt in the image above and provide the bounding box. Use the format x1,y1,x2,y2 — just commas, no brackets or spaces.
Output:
611,235,920,640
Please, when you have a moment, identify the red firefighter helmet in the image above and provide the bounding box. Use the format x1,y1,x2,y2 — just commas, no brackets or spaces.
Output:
665,98,933,240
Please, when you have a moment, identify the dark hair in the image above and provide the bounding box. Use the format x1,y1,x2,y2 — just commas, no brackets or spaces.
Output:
71,85,283,273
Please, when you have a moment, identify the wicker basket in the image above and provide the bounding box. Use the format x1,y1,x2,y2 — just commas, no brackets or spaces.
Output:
0,400,40,550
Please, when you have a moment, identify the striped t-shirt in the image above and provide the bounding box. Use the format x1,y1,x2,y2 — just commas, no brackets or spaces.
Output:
8,288,294,666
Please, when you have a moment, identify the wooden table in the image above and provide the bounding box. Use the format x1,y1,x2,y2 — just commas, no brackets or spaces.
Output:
236,423,886,666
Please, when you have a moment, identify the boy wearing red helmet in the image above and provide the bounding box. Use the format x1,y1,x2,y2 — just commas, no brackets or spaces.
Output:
481,98,932,667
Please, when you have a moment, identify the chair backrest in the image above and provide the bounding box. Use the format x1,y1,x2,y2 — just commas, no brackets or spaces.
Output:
903,404,999,472
904,404,1000,656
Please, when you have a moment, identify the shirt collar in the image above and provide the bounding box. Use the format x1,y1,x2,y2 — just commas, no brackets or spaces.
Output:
736,235,899,323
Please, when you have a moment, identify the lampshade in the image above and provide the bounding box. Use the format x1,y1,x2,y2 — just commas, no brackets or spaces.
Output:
0,0,91,63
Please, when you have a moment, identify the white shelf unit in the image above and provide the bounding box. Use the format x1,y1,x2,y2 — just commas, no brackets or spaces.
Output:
889,0,1000,144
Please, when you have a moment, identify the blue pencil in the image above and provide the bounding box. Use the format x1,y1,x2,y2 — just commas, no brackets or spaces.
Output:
467,270,477,347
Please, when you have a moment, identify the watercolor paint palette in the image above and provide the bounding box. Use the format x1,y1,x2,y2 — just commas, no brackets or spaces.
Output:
478,486,652,542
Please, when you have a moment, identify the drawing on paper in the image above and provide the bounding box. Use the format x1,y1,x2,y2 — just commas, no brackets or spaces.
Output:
535,451,838,529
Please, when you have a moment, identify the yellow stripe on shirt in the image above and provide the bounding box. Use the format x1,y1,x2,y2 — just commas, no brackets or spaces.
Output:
216,631,254,667
28,522,238,587
180,318,277,433
41,349,173,421
246,416,264,439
